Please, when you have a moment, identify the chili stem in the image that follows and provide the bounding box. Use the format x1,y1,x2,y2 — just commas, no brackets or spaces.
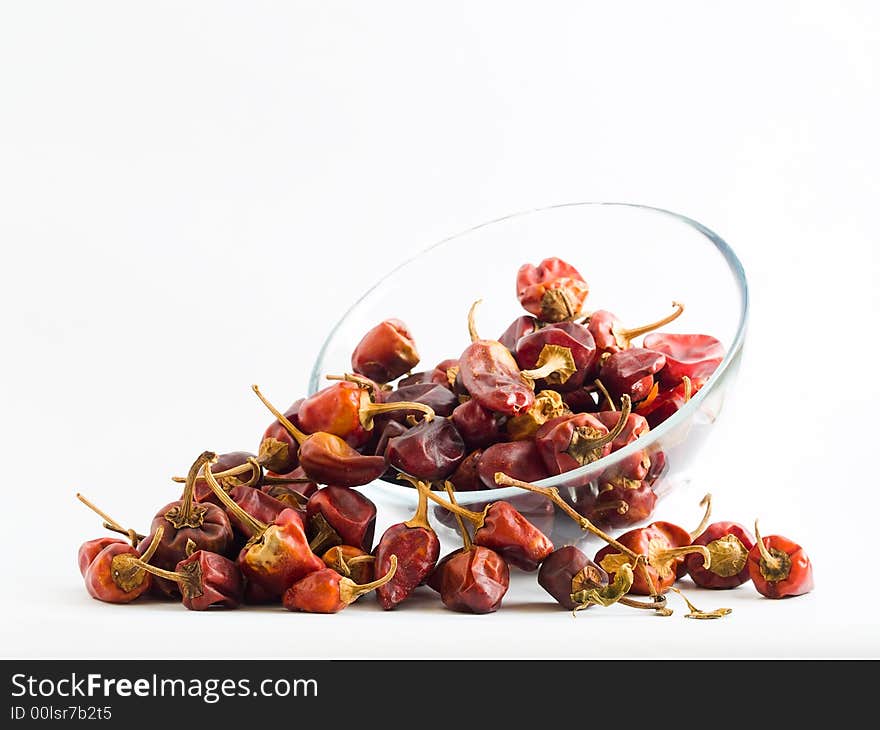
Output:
443,480,473,550
252,385,308,445
619,301,684,340
467,299,482,343
593,379,616,411
203,458,268,535
689,493,712,540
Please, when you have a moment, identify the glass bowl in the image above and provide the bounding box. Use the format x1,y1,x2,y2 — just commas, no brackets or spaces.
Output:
309,202,748,548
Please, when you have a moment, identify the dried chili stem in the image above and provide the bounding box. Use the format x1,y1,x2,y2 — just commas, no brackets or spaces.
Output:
252,384,308,445
619,301,684,341
593,379,616,411
689,493,713,540
76,493,144,546
339,555,398,604
467,299,483,343
203,457,268,536
443,480,473,551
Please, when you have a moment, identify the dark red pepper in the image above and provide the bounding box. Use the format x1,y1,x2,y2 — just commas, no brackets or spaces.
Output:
516,257,589,322
385,383,458,421
498,315,538,351
635,377,693,429
458,300,535,416
306,486,377,553
747,520,813,599
643,332,724,388
451,398,504,449
477,440,549,489
538,546,608,610
599,348,666,404
587,302,684,361
447,449,483,491
687,521,755,589
373,477,441,609
515,322,597,391
351,317,420,383
226,485,289,536
385,416,466,481
283,556,398,613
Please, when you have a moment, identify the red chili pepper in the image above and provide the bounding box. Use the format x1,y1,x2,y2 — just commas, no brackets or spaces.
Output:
451,398,504,449
147,452,234,577
587,302,684,361
203,462,324,597
516,257,589,322
593,406,651,481
263,465,319,499
252,385,388,487
534,396,632,475
83,528,163,604
283,556,398,614
226,485,289,535
384,382,459,420
257,399,304,475
635,376,694,428
505,390,568,442
351,317,420,383
298,376,434,449
747,520,814,598
458,300,535,416
498,315,538,351
127,539,245,611
75,493,145,575
642,332,724,388
538,545,608,610
305,485,377,553
385,417,466,481
687,520,755,589
187,451,263,504
447,449,483,491
321,545,375,585
574,480,657,529
514,322,597,391
476,440,550,489
373,477,441,609
599,348,666,404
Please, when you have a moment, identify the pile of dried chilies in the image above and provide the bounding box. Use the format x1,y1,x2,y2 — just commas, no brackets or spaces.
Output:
77,256,813,615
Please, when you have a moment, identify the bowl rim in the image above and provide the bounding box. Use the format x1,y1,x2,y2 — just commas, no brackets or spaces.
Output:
310,201,749,506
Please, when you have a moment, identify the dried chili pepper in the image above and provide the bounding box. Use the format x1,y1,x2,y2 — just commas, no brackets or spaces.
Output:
126,539,245,611
75,493,144,562
203,460,324,597
458,300,534,416
79,537,125,577
643,332,724,388
635,376,693,428
592,404,652,482
226,485,289,536
415,479,553,571
599,348,666,404
385,382,458,420
298,377,434,448
373,476,441,609
687,516,755,589
505,389,567,441
587,302,684,360
747,520,813,599
451,398,504,449
476,440,549,489
321,545,375,584
83,528,163,604
283,556,398,614
498,315,538,351
147,452,233,574
352,317,420,383
538,545,609,610
447,449,483,491
516,257,589,322
384,416,466,481
306,486,377,552
253,385,387,487
515,321,597,390
574,480,657,529
534,395,632,474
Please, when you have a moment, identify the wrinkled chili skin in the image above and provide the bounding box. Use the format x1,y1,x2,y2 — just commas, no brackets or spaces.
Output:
426,548,466,593
516,257,589,322
586,310,625,359
298,432,387,487
452,398,504,449
747,534,814,599
515,322,597,390
260,400,304,474
385,417,466,481
574,481,657,529
473,502,554,571
594,522,690,595
237,508,324,598
498,315,538,351
374,523,440,610
306,486,377,552
448,449,483,491
600,348,666,404
177,550,245,610
147,500,233,571
298,382,375,448
351,318,420,384
534,413,612,475
477,440,549,489
283,568,350,613
193,451,260,504
439,547,510,614
385,383,458,421
84,543,151,604
459,340,535,416
687,522,754,589
78,537,124,577
538,545,608,610
643,332,724,388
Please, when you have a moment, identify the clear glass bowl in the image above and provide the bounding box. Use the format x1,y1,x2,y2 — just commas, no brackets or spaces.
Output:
309,202,748,547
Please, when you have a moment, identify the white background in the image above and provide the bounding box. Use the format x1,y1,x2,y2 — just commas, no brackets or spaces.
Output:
1,1,878,658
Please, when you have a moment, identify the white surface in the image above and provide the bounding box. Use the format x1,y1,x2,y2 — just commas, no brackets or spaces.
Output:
1,1,878,658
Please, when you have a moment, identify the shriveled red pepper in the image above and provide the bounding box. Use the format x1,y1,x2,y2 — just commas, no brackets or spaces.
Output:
373,476,441,609
306,485,377,553
385,382,458,420
204,460,324,597
458,300,535,416
252,385,387,487
687,520,755,589
498,315,538,351
321,545,375,584
587,302,684,361
477,440,550,489
599,348,666,404
147,452,233,576
643,332,724,388
351,317,420,383
226,485,289,535
505,390,567,442
747,520,813,599
593,405,651,482
515,321,597,390
534,396,632,475
516,257,589,322
257,398,305,475
574,480,657,529
448,449,483,491
635,376,694,428
537,545,608,610
384,416,466,481
298,376,434,448
283,556,398,614
126,537,245,611
451,397,503,448
75,493,145,574
83,528,163,604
